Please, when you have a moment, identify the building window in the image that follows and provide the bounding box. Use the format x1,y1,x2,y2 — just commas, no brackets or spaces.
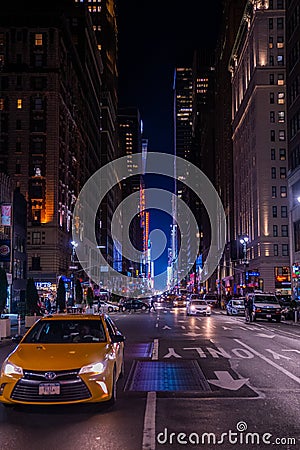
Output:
0,98,4,110
278,92,285,104
271,167,276,178
281,206,287,218
277,36,284,48
269,18,273,30
272,186,277,198
274,244,278,256
270,111,275,123
278,111,285,123
277,73,284,85
282,244,288,256
294,221,300,252
277,18,284,30
281,225,288,237
277,55,284,65
271,148,276,160
280,167,286,178
269,36,273,49
271,130,275,141
35,33,43,46
16,119,21,130
34,54,43,67
269,55,274,66
277,0,284,10
279,148,286,160
269,74,274,84
33,98,43,110
31,256,41,270
279,130,285,141
280,186,287,197
270,93,275,104
17,98,22,109
32,232,41,245
272,206,277,217
273,225,278,237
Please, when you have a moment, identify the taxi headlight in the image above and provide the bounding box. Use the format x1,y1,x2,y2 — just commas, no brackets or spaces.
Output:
1,361,23,377
79,361,107,375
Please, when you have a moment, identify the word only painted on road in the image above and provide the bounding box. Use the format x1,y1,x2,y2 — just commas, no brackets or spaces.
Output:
162,346,300,360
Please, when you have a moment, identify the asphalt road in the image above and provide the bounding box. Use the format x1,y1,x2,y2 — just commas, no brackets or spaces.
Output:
0,306,300,450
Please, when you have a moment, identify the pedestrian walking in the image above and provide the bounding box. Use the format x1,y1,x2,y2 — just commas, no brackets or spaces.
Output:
149,298,156,312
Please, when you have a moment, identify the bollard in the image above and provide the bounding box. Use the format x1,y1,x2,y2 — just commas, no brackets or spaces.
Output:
18,314,21,335
295,310,298,323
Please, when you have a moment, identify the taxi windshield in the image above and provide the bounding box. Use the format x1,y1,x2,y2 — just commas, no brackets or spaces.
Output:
22,320,107,344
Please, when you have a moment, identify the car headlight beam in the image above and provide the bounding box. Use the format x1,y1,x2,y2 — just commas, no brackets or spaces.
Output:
79,361,107,375
2,361,23,377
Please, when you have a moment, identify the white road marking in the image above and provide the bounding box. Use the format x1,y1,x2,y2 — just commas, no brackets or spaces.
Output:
163,348,182,358
255,333,275,338
162,325,171,330
265,349,291,360
207,371,249,390
142,391,156,450
152,339,159,360
183,347,206,358
282,349,300,354
181,325,186,330
234,339,300,385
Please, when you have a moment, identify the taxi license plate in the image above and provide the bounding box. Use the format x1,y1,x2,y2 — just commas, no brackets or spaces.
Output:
266,314,272,318
39,383,60,395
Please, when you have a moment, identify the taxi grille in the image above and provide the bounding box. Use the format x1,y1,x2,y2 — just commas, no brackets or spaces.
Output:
11,378,91,402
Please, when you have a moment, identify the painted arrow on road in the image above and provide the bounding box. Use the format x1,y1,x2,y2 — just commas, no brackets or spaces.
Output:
162,325,171,330
207,371,249,390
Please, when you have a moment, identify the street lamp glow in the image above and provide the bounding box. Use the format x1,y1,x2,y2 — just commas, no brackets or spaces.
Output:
297,196,300,203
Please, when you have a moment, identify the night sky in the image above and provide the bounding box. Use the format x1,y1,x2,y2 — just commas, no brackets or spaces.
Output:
116,1,223,287
117,0,223,152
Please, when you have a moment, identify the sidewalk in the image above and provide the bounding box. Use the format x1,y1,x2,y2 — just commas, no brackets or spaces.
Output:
0,319,26,347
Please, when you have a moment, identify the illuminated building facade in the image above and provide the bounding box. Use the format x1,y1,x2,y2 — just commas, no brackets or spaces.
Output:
286,0,300,297
173,67,193,289
0,1,103,284
229,0,290,293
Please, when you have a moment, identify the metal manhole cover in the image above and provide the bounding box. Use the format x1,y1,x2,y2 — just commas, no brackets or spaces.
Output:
125,360,211,392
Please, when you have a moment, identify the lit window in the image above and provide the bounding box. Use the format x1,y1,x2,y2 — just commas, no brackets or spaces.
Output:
97,44,101,51
0,98,4,110
280,167,286,178
278,111,285,123
279,148,286,160
277,55,284,65
280,186,287,198
277,36,284,48
35,33,43,46
17,99,22,109
279,130,285,141
269,36,273,49
277,73,284,85
278,92,285,104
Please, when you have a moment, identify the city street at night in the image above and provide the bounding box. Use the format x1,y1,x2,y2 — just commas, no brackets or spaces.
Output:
0,306,299,450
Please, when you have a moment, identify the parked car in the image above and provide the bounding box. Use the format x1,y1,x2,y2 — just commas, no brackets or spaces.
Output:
203,293,218,307
121,298,149,312
246,292,282,322
173,296,187,307
226,298,245,316
186,299,211,316
0,314,125,408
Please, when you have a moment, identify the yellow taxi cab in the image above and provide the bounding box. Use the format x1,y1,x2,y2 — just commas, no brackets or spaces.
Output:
0,314,125,408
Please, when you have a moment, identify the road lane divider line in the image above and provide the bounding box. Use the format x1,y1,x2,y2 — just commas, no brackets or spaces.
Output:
234,339,300,385
142,391,156,450
152,338,159,360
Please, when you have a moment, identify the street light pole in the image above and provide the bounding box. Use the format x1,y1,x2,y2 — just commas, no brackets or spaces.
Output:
240,235,249,294
70,241,78,306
